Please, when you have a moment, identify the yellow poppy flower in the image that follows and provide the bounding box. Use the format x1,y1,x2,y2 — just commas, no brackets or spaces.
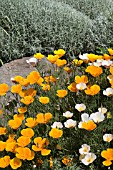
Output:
0,83,9,96
0,127,7,135
108,48,113,56
85,85,100,95
85,65,103,77
11,84,22,94
25,118,38,128
75,75,88,84
54,49,66,58
0,141,6,151
0,156,10,168
18,107,27,114
10,157,22,169
56,90,68,98
17,136,31,147
34,53,44,60
16,147,34,160
20,96,34,105
36,112,52,124
21,128,34,138
8,118,22,129
68,82,77,92
49,128,63,138
63,67,73,73
55,59,67,67
27,71,40,84
39,97,50,104
47,55,59,63
101,148,113,166
32,137,51,156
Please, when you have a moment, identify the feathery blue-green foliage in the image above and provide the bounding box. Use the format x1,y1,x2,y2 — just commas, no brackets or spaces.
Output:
0,0,113,63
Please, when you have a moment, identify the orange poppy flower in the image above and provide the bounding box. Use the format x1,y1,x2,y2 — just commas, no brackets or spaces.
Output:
6,142,17,153
85,65,103,77
8,118,22,129
19,88,37,98
49,128,63,138
80,120,97,131
44,75,56,83
36,112,52,124
63,67,73,73
17,136,31,147
103,54,111,60
75,75,88,84
37,77,44,85
27,71,41,84
41,84,50,91
0,141,6,151
21,128,34,138
0,83,9,96
6,134,16,144
32,137,51,156
11,84,22,94
85,85,100,95
34,53,44,60
54,49,66,58
25,117,38,128
68,82,77,92
55,59,67,67
87,53,102,62
39,97,50,104
101,148,113,166
13,114,25,121
12,75,24,83
47,55,59,63
16,147,34,160
56,90,68,98
12,76,29,87
18,107,27,114
10,157,22,169
20,96,34,105
27,150,35,160
62,156,72,166
0,156,10,168
0,127,7,135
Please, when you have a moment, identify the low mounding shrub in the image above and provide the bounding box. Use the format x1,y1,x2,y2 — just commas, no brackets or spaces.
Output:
0,48,113,169
0,0,113,63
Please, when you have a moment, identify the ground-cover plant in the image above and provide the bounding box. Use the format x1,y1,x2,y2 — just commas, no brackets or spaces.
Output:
1,0,113,64
1,48,113,169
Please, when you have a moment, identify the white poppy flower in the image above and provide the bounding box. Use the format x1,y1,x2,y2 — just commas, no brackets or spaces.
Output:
63,111,73,118
102,60,112,67
51,122,63,129
79,53,88,60
103,87,113,96
98,107,107,114
26,57,38,66
75,104,86,112
64,119,77,128
90,112,105,123
76,83,87,90
103,134,113,142
93,60,103,67
81,153,97,165
79,144,90,155
81,113,90,122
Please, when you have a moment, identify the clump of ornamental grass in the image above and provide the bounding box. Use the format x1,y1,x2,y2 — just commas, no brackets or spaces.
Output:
1,48,113,169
